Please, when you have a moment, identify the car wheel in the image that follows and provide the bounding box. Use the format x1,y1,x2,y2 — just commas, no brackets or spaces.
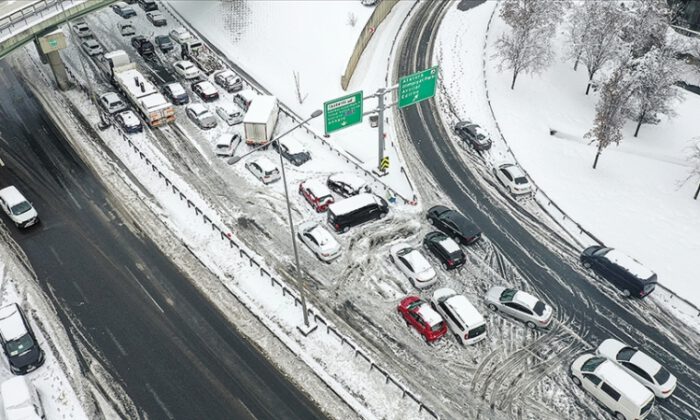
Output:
508,186,514,195
379,211,386,219
455,333,464,346
526,321,536,329
427,217,434,225
389,255,394,263
622,289,631,298
488,303,498,312
582,261,592,269
615,412,626,420
571,376,582,387
342,226,349,234
442,262,448,270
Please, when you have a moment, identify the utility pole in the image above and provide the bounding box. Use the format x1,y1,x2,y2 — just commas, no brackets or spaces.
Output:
368,85,397,176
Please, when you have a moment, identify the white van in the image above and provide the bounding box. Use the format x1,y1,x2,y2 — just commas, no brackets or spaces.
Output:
430,288,486,345
214,133,241,157
215,102,244,126
0,186,39,228
571,354,655,420
1,376,45,420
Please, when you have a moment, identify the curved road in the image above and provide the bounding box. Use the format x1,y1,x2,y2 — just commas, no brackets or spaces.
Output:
397,1,700,418
0,60,326,420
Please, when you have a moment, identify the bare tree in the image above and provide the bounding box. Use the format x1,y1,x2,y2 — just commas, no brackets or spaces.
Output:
495,0,566,90
566,2,595,71
585,64,636,169
347,12,357,27
293,71,307,104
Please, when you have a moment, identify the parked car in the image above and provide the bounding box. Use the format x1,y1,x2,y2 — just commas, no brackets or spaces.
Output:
233,89,256,111
118,22,136,37
1,376,45,420
570,354,655,420
297,221,342,263
155,34,175,53
71,21,92,38
185,103,217,129
580,246,657,298
98,92,127,114
390,244,437,289
0,186,39,228
327,193,388,234
426,205,481,245
169,27,193,45
484,287,553,329
111,1,137,18
138,0,158,11
422,231,465,270
145,11,166,26
454,121,492,151
299,179,334,212
115,110,143,134
430,288,487,345
191,80,219,102
162,82,189,105
130,35,154,56
397,296,447,343
273,137,310,166
214,133,241,157
596,338,677,399
326,173,370,198
245,156,281,185
81,39,103,56
215,102,244,126
495,163,532,196
173,60,200,80
214,69,243,93
0,303,45,374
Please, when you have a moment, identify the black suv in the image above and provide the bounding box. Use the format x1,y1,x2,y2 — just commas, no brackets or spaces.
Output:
426,205,481,245
580,246,657,298
454,121,492,151
0,303,45,375
423,231,466,270
155,35,174,53
131,35,154,56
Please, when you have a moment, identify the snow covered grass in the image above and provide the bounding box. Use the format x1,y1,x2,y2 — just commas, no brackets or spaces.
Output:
436,2,700,319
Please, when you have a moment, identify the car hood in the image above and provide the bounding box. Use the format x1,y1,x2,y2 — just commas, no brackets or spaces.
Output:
582,245,603,257
485,286,506,303
13,207,38,224
597,338,626,359
9,345,40,370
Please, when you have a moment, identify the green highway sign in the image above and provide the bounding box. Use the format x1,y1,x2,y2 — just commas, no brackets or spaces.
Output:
398,66,438,109
324,91,363,134
48,39,58,48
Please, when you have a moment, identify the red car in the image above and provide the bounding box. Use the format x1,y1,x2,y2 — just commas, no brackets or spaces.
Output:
397,296,447,343
299,179,335,212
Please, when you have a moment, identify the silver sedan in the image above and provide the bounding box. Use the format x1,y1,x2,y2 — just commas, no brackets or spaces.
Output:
484,286,553,329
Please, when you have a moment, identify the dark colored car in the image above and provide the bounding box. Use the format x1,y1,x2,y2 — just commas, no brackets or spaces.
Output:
580,246,657,298
426,205,481,245
155,35,174,53
423,231,466,270
326,173,371,198
273,137,310,166
111,2,137,19
162,82,189,105
327,193,388,233
454,121,492,151
0,303,45,375
191,80,219,102
137,0,158,12
130,35,154,56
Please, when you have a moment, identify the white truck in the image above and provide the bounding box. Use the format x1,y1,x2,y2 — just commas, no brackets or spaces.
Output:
243,95,279,145
103,50,175,127
181,38,223,76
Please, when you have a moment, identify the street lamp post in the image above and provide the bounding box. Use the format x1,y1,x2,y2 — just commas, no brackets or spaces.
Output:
229,110,322,335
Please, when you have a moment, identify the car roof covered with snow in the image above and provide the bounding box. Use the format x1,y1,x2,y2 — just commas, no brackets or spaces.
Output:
0,186,27,207
0,304,27,340
195,81,217,95
328,193,379,216
594,359,654,406
216,101,240,114
166,82,186,96
302,179,332,198
415,303,443,327
603,249,655,280
306,223,338,248
1,376,33,410
187,103,209,115
328,173,367,190
598,338,662,375
279,137,307,155
216,133,238,147
395,245,431,273
500,163,526,179
100,92,121,102
118,110,140,126
243,95,278,124
83,39,100,47
435,290,484,327
437,237,460,254
513,290,539,310
217,69,238,80
175,60,195,70
251,156,278,173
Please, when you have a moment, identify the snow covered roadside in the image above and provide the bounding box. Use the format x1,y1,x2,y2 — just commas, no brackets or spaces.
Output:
0,226,101,420
164,0,418,201
436,2,700,329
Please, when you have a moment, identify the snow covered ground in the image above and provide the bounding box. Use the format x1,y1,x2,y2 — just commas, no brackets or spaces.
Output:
436,2,700,325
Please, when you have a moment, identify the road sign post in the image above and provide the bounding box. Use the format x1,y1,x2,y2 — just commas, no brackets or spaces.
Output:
398,66,438,109
323,91,363,135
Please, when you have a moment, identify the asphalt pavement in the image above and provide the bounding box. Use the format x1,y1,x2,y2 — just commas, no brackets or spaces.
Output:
0,59,326,420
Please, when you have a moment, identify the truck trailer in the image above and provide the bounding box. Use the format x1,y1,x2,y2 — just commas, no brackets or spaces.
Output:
243,95,279,145
103,50,175,127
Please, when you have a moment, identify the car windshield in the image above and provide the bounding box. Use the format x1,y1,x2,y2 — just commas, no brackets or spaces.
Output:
7,334,34,357
156,35,171,43
430,322,444,332
11,201,32,216
467,324,486,338
514,176,528,185
533,301,546,316
616,346,636,362
581,356,606,372
499,288,517,302
653,367,671,385
593,247,611,257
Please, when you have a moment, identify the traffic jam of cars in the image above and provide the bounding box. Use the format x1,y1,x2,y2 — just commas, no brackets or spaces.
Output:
2,2,679,419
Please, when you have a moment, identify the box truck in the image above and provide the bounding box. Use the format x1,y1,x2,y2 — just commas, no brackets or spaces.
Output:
243,95,279,145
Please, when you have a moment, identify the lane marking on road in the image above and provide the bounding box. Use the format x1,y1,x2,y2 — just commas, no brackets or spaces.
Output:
49,246,63,265
124,265,165,314
65,188,83,210
104,327,128,357
72,281,89,304
0,155,4,167
145,382,175,420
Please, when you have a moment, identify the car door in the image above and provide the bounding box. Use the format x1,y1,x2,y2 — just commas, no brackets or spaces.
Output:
504,302,533,321
620,361,653,387
582,373,602,396
303,232,319,254
398,255,413,278
499,169,512,187
598,382,622,411
249,162,262,179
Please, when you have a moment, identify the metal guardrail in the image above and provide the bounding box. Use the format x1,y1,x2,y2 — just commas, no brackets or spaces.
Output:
0,0,71,36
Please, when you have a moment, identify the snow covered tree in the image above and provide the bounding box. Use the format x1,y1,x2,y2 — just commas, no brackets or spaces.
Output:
624,46,684,137
621,0,671,58
688,139,700,199
567,1,626,95
495,0,567,90
585,64,636,169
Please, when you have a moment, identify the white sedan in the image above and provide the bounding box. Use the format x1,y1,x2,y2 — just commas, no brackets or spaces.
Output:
484,286,553,329
389,244,437,289
494,163,532,196
173,60,200,80
297,221,342,263
169,27,193,44
81,39,103,56
596,338,677,398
